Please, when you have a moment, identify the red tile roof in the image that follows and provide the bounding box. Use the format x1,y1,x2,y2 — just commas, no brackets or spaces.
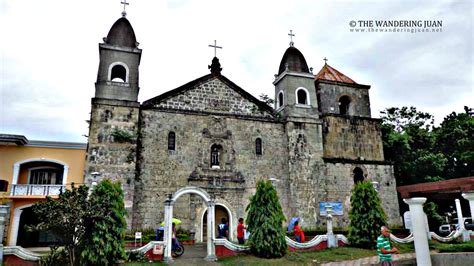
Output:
315,63,357,84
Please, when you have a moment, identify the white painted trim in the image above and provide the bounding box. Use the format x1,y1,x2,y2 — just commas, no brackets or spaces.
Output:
200,203,234,242
11,158,69,190
9,204,34,246
295,87,310,105
171,186,211,202
108,62,129,83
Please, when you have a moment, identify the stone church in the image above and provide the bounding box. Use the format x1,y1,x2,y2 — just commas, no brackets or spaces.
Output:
85,15,400,241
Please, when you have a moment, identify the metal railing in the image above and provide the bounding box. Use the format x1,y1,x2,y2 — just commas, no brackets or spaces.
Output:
11,184,65,196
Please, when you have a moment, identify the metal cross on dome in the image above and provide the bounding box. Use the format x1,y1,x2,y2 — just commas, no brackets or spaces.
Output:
288,30,295,46
121,0,129,17
208,40,222,57
324,57,328,64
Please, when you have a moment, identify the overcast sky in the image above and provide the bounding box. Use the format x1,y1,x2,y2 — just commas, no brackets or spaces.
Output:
1,0,472,143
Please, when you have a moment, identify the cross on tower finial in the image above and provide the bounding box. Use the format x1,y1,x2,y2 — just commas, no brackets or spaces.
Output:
288,30,295,47
324,57,328,64
121,0,129,17
208,40,222,58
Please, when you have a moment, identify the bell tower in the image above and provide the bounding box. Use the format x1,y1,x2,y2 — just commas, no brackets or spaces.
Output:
274,32,324,227
85,13,141,229
95,17,141,101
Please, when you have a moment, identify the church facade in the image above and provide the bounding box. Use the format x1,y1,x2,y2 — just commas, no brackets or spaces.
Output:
85,16,400,241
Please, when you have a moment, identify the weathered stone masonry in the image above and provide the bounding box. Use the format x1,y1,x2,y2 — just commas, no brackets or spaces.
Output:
85,16,401,237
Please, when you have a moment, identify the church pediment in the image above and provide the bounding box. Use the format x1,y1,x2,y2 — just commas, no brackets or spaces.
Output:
142,74,274,118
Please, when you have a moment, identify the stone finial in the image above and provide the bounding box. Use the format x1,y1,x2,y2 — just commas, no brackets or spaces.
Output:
208,57,222,75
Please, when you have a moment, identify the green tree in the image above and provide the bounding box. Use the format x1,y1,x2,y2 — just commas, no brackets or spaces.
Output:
423,201,444,232
81,179,127,265
432,106,474,179
380,106,446,185
348,181,387,248
29,184,90,265
246,180,287,258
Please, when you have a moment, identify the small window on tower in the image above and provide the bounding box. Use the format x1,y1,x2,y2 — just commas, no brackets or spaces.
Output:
278,92,284,108
255,138,263,155
168,131,176,151
296,88,309,105
111,64,127,82
339,96,351,115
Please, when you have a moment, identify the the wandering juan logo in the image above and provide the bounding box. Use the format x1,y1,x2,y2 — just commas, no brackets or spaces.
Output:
349,20,443,33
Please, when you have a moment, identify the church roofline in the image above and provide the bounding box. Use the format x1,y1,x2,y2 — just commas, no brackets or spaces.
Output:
142,74,275,117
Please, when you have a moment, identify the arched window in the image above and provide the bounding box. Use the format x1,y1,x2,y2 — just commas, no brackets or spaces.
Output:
296,88,310,105
210,144,223,168
0,180,8,192
168,131,176,151
108,62,129,83
255,138,262,155
353,167,365,183
339,96,351,115
278,91,284,108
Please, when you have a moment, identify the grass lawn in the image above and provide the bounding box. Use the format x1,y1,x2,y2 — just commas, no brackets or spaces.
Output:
219,247,377,265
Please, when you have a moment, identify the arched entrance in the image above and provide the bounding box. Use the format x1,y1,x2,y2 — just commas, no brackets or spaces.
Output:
201,204,232,242
17,207,60,247
164,186,217,262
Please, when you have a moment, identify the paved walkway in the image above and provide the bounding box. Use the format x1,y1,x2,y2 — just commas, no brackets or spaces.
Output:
320,253,416,266
171,243,220,266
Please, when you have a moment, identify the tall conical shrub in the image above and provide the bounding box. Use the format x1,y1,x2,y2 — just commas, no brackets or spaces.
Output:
348,181,387,248
81,179,127,265
246,180,287,258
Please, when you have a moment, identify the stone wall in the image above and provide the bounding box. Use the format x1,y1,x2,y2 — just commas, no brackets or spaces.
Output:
322,115,384,161
132,110,289,240
86,98,139,228
316,81,371,117
315,162,401,227
152,77,273,118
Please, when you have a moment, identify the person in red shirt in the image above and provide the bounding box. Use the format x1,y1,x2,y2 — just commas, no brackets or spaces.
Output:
237,218,246,244
294,221,303,243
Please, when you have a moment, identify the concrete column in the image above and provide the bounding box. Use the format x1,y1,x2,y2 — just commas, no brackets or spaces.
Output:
62,165,69,185
205,200,217,261
455,199,470,241
404,197,431,266
462,192,474,219
0,205,9,264
325,205,337,248
10,164,20,195
9,208,24,246
163,199,174,263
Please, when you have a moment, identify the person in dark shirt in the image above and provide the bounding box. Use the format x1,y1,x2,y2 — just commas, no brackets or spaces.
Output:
217,217,229,239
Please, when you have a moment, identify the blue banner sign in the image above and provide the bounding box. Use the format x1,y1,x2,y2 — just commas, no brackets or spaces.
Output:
319,202,343,216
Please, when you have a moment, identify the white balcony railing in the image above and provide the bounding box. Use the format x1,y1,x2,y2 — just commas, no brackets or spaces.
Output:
11,184,65,196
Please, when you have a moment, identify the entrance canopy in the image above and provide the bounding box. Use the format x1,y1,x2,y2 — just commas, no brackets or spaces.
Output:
397,176,474,198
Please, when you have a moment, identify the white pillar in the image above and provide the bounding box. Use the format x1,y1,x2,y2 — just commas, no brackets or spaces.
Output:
455,199,464,230
462,192,474,220
9,208,23,246
325,204,337,248
205,200,217,261
404,197,431,266
455,198,470,242
10,164,20,195
62,165,69,185
163,199,173,263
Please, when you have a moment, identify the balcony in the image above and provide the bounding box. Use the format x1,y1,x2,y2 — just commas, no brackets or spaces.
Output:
11,184,65,196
